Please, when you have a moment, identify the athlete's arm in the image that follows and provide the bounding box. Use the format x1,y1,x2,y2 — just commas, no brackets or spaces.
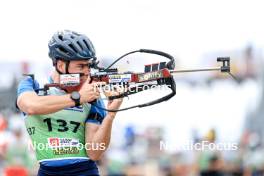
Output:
17,77,100,115
85,114,114,161
17,92,76,115
85,99,122,161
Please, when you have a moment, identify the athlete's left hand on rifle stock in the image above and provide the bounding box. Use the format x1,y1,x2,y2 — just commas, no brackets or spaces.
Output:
103,86,124,116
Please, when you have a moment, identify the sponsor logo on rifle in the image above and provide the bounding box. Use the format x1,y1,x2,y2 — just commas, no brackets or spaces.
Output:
109,74,131,83
138,71,163,82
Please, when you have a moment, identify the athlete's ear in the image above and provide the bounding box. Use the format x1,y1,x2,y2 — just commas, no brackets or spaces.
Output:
56,60,65,73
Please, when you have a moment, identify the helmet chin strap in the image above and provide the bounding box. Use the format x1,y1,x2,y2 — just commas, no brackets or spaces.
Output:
55,60,70,74
65,61,70,74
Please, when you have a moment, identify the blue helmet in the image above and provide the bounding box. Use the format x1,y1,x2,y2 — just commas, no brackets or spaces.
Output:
48,30,96,65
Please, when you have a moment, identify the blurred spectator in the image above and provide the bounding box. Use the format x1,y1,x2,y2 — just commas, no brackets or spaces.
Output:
145,127,164,160
196,129,224,176
3,128,29,176
1,114,38,176
124,125,136,148
243,132,264,176
0,115,9,173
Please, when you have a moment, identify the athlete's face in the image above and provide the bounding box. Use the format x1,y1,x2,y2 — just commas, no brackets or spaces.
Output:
57,60,91,92
67,60,91,82
57,60,91,81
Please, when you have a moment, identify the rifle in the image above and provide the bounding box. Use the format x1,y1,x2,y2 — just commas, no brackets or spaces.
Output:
24,49,236,112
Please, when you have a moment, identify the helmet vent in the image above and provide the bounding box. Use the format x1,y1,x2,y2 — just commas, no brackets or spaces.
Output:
83,40,91,51
58,35,63,41
59,47,68,53
68,44,78,53
77,41,83,50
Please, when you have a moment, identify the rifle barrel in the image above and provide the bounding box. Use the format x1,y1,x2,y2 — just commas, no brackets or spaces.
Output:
170,67,221,74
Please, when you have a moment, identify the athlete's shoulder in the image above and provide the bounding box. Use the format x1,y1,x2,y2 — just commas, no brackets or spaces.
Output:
85,99,107,125
17,76,40,96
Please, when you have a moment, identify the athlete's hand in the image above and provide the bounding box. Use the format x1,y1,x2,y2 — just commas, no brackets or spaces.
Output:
107,98,123,117
79,76,105,104
104,86,123,117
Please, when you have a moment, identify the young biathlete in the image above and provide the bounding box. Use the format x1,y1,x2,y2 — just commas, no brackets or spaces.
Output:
17,30,122,176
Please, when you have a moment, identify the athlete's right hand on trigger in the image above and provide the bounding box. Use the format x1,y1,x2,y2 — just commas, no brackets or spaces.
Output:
79,76,99,103
79,76,105,103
